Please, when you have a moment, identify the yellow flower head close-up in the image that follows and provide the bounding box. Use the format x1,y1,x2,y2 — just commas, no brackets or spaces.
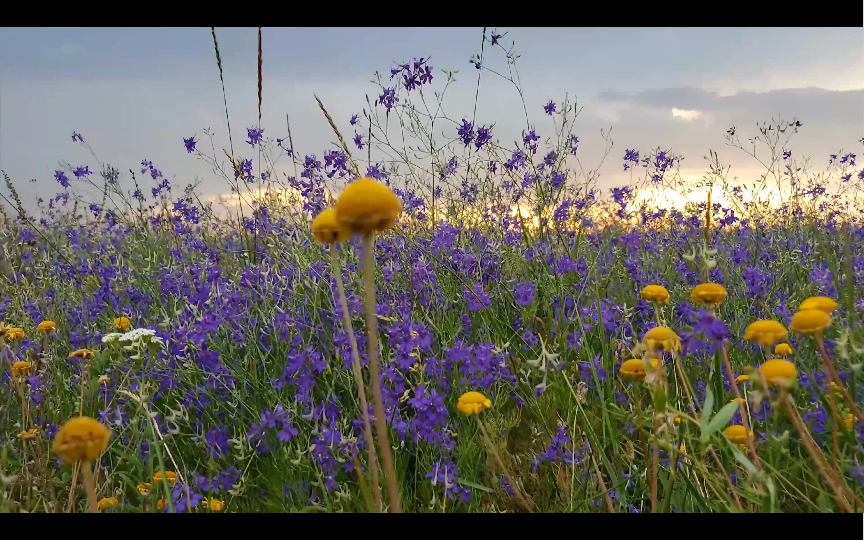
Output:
798,296,837,314
11,361,31,377
17,428,38,441
137,482,151,495
735,374,750,384
37,320,56,335
98,497,119,510
334,178,402,235
113,317,131,331
208,499,225,511
642,327,681,352
844,413,855,430
774,343,794,356
457,391,492,415
790,309,831,335
154,470,178,485
640,285,669,303
311,208,351,244
723,425,752,445
619,358,659,382
743,320,788,346
6,327,26,340
690,283,727,305
69,349,96,360
52,416,111,462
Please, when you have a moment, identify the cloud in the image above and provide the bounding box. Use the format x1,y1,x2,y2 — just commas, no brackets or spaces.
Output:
671,108,702,121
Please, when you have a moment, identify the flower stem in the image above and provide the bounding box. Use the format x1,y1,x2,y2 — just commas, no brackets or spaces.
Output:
81,460,98,513
814,335,864,425
474,415,533,513
721,343,762,471
362,232,401,513
331,245,381,513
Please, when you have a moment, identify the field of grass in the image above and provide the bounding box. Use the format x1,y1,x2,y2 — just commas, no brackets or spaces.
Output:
2,28,864,513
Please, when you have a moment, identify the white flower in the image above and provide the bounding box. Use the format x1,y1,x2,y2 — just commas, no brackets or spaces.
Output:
118,328,157,342
102,333,124,343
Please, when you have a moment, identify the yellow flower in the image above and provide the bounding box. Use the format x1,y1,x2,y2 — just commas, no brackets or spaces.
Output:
69,349,96,359
17,428,38,441
758,359,798,388
457,391,492,415
157,499,168,511
619,358,659,382
735,374,750,384
723,425,751,445
642,327,681,352
52,416,111,462
334,178,402,235
38,321,56,335
844,413,855,430
113,317,131,331
690,283,727,305
153,470,178,485
790,309,831,335
311,209,351,244
98,497,118,510
731,398,745,405
208,499,225,511
674,416,682,424
743,320,788,346
6,327,26,340
11,361,31,376
640,285,670,303
774,343,793,356
798,296,837,314
137,482,151,495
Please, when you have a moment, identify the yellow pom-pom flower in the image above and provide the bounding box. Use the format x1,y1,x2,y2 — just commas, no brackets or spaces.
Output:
69,349,96,360
153,470,178,485
690,283,727,305
208,499,225,511
157,499,168,511
743,320,788,346
844,413,855,430
113,317,131,331
334,178,402,235
735,374,750,384
790,309,831,335
774,343,793,356
38,321,57,335
619,358,659,382
640,285,670,303
798,296,837,314
642,327,681,352
17,428,38,441
6,327,26,340
137,482,151,495
52,416,111,462
457,391,492,415
98,497,119,510
723,425,751,445
311,208,351,244
11,361,31,376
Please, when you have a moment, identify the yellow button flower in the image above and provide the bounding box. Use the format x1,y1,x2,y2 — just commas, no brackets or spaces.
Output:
52,416,111,462
731,398,745,405
774,343,793,356
113,317,131,331
690,283,727,305
457,391,492,415
38,321,57,335
735,374,750,384
844,413,855,430
17,428,38,441
208,499,225,511
334,178,402,235
157,499,168,511
619,358,659,382
790,309,831,335
642,327,681,352
759,359,798,387
798,296,837,314
640,285,669,303
153,470,178,485
137,482,151,495
6,327,26,340
723,425,751,445
311,208,351,244
11,361,31,376
743,320,788,346
98,497,118,510
69,349,96,359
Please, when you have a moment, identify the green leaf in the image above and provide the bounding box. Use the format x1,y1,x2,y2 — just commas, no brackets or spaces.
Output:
457,479,493,493
297,505,329,513
700,388,715,435
705,400,739,437
764,476,777,513
729,443,758,474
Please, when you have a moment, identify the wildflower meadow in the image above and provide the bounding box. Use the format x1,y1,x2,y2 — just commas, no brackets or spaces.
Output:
3,28,864,513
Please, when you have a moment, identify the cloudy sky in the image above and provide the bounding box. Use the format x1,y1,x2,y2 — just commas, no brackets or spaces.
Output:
1,27,862,213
